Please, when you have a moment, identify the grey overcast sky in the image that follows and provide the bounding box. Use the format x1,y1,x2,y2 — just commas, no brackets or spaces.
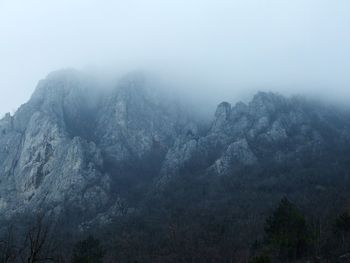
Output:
1,0,350,116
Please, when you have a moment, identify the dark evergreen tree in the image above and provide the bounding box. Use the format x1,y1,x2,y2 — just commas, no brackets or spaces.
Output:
72,235,105,263
265,197,311,261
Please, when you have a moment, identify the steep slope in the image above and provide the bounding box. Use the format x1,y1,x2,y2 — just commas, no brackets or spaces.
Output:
161,92,350,180
0,70,110,221
98,75,195,199
154,92,350,240
1,70,350,233
0,70,196,226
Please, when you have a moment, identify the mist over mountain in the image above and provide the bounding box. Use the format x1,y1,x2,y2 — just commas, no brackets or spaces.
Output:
2,0,350,261
2,0,350,116
1,70,350,261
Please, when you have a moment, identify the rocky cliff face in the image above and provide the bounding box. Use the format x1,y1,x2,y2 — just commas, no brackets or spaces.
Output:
1,70,350,228
0,70,195,226
0,70,110,222
161,92,350,179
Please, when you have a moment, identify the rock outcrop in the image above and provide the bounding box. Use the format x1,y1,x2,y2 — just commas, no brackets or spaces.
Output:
1,70,350,229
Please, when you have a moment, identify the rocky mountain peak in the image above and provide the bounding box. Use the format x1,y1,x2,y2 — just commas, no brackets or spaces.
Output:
215,101,231,118
31,69,82,98
249,91,288,117
211,102,231,132
1,70,350,231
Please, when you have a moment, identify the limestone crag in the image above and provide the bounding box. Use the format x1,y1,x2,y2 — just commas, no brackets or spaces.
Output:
1,70,350,228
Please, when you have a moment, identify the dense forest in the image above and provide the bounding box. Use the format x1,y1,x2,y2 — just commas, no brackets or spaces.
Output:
2,73,350,262
2,0,350,261
1,196,350,262
2,154,350,263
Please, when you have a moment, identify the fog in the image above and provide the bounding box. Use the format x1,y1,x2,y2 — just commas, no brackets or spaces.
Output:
1,0,350,116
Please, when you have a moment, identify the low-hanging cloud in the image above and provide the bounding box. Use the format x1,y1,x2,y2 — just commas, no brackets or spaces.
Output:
1,0,350,116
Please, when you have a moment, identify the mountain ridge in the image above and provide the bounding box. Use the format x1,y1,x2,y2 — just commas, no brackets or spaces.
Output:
1,70,350,231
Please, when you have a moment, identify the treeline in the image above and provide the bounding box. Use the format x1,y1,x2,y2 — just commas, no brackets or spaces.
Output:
0,214,104,263
249,197,350,263
1,197,350,262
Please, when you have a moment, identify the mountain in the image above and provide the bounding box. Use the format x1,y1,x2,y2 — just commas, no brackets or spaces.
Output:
1,69,350,235
0,70,195,225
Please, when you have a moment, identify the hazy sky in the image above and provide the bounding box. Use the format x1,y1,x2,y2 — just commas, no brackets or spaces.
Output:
1,0,350,116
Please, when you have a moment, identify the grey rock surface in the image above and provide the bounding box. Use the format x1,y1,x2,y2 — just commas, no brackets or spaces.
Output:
1,69,350,228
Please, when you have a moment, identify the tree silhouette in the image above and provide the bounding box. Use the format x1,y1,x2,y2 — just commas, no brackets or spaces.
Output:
265,197,311,261
72,235,105,263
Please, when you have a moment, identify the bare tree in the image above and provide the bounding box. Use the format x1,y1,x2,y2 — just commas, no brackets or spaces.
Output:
19,213,59,263
0,225,17,263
